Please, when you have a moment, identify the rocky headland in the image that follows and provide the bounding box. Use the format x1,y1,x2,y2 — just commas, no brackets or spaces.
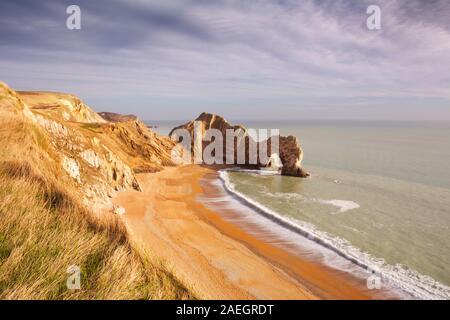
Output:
170,112,309,177
1,82,309,219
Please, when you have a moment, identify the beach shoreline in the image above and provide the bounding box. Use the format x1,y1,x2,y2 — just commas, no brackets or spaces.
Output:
114,164,393,299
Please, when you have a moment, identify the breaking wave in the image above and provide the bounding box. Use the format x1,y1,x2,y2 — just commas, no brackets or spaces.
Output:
218,168,450,300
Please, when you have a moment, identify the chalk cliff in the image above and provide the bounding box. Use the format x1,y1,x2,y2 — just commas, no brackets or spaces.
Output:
0,82,180,213
0,82,194,299
1,82,308,217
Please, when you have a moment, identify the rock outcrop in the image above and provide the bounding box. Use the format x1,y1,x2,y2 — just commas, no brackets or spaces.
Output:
61,156,81,183
1,81,309,217
278,136,308,177
18,91,107,123
1,82,179,213
169,112,309,177
98,112,138,123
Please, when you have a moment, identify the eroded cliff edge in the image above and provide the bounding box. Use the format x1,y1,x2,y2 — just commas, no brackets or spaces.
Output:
0,82,181,213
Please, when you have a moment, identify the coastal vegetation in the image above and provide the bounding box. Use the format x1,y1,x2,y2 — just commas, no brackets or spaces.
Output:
0,82,194,299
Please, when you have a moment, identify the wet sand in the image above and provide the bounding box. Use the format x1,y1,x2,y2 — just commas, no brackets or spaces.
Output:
114,164,390,299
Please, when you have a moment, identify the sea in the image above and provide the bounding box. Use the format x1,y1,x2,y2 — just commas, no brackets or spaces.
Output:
149,120,450,299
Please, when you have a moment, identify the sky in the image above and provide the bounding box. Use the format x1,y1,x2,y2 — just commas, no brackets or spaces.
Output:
1,0,450,121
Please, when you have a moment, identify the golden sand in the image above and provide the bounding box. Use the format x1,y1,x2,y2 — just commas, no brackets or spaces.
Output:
114,165,385,299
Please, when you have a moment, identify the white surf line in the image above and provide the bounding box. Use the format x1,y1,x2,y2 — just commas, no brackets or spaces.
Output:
216,168,450,300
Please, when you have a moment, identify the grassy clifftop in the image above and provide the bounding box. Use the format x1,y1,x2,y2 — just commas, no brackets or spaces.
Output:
0,82,193,299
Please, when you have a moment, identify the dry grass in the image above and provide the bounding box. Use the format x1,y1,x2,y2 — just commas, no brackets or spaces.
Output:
0,110,195,300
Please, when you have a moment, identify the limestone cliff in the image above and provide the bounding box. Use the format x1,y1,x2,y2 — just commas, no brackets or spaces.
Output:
169,112,309,177
0,82,179,213
1,81,308,218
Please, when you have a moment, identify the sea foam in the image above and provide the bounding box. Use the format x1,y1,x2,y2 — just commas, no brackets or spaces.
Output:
317,199,360,214
217,168,450,300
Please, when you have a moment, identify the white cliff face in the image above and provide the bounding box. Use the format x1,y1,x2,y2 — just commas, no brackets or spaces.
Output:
1,82,178,215
35,114,69,138
61,156,81,183
80,149,103,168
14,89,142,211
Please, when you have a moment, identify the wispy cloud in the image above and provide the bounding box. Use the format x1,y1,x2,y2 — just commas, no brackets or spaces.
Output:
1,0,449,120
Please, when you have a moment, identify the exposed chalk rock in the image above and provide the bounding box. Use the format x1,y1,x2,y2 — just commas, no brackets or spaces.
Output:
62,156,81,183
2,82,182,214
80,149,103,168
35,114,69,138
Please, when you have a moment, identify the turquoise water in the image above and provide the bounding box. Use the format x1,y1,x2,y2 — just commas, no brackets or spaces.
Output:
151,120,450,298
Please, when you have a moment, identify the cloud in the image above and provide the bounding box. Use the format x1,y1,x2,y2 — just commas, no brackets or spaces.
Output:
1,0,449,120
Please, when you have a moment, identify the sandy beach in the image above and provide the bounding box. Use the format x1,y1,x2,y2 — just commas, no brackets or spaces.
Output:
114,165,388,299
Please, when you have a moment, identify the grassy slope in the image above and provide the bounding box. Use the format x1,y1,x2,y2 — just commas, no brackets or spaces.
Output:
0,96,194,299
